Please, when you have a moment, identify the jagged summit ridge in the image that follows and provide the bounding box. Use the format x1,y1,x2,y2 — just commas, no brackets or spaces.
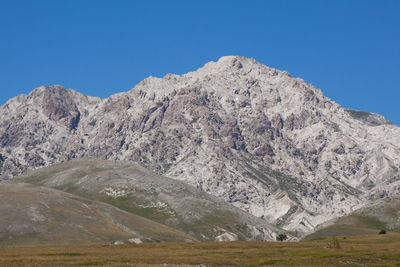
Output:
345,109,392,126
0,56,399,236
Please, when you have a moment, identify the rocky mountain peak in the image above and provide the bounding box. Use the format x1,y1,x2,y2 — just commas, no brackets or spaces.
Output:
29,84,66,97
188,55,269,78
214,55,247,69
34,85,81,130
1,56,399,237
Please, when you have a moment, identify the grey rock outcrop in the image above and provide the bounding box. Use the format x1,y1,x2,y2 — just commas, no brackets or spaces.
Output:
1,56,399,236
40,85,81,130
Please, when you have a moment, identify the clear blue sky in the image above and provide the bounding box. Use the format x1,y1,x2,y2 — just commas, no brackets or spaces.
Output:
1,0,399,124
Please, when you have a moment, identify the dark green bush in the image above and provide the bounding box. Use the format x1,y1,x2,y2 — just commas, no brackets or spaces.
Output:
276,234,287,242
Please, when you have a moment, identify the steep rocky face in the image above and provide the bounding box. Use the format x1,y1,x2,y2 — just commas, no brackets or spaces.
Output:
0,86,100,176
344,109,393,127
41,85,81,130
1,56,399,236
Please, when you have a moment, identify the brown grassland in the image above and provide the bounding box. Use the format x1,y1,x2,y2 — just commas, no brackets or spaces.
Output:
0,233,400,266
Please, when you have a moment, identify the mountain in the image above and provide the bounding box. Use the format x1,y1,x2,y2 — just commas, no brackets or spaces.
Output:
0,56,399,236
4,158,287,244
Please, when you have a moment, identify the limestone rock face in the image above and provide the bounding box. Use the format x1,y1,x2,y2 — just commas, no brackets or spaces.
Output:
40,85,81,130
1,56,399,236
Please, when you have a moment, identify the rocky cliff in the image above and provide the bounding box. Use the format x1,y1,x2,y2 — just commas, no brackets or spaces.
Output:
1,56,399,236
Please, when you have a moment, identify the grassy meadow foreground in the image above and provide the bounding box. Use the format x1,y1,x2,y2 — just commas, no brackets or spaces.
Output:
1,233,400,266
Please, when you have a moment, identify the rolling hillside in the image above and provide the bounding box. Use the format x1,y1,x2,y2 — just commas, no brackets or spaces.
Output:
2,158,290,246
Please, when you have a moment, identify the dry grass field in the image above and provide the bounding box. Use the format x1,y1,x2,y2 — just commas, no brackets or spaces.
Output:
0,233,400,266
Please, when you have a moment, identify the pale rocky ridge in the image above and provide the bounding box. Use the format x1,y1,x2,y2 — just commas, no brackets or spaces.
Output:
0,56,399,236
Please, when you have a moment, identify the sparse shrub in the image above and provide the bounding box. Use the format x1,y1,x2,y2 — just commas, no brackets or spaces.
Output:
276,234,287,242
88,119,97,126
379,229,386,234
327,236,341,249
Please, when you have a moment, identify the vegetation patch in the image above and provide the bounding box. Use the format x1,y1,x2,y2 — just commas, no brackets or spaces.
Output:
80,260,109,266
40,252,85,257
243,259,284,266
1,234,400,266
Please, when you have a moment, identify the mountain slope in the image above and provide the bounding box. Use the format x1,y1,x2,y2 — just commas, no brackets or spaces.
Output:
0,183,194,247
304,197,400,240
7,158,288,242
1,56,399,235
353,197,400,231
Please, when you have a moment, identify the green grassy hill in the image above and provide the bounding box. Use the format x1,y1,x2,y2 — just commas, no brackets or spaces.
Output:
0,183,193,247
304,198,400,241
2,158,289,246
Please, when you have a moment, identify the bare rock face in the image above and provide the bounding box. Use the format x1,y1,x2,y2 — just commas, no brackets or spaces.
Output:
0,85,101,177
1,56,399,237
41,85,81,130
